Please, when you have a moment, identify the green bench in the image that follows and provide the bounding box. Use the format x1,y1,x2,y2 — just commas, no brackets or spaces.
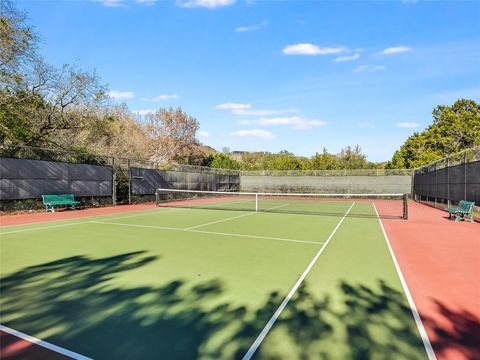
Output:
445,200,475,223
42,194,80,213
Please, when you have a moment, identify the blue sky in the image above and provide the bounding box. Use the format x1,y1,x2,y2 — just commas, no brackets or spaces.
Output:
19,0,480,162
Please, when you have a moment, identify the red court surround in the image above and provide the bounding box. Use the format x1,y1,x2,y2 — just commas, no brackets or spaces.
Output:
0,203,157,227
377,201,480,360
1,201,478,359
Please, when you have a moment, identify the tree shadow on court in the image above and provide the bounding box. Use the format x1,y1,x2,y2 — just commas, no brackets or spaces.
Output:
422,300,480,360
1,252,478,359
0,251,262,359
250,281,427,360
338,280,426,360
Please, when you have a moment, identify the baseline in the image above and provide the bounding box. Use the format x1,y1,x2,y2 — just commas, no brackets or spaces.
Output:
0,325,92,360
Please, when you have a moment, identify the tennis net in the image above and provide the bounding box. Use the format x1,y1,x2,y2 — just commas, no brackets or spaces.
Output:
155,189,409,219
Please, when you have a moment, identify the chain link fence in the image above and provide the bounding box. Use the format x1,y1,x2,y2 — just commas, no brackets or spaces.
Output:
240,168,413,194
0,145,115,210
0,145,240,210
2,144,478,218
413,146,480,219
127,159,240,203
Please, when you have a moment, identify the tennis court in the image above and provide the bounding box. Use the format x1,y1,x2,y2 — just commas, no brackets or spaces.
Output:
0,193,431,359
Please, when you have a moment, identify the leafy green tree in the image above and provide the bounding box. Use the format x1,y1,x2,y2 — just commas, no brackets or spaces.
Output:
388,99,480,168
261,150,304,170
303,148,338,170
203,153,241,169
337,145,374,169
0,89,41,145
304,146,379,170
430,99,480,153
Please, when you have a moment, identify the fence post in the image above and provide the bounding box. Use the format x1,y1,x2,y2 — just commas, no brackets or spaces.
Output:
128,159,132,205
446,157,450,208
434,161,437,209
411,171,415,201
112,157,117,205
464,150,467,200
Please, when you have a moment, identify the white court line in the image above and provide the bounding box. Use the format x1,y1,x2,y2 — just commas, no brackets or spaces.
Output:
91,220,322,246
184,212,258,230
242,202,356,360
373,204,437,360
186,229,322,246
0,207,166,229
183,203,289,230
95,207,181,222
0,222,88,235
0,324,92,360
0,208,182,235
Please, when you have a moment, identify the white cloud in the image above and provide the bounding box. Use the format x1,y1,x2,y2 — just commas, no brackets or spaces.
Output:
256,116,326,130
198,130,210,138
217,103,299,117
235,20,269,33
132,109,156,116
283,43,345,56
142,94,179,102
354,65,386,73
216,102,251,110
402,0,418,3
98,0,155,6
108,90,134,99
396,122,420,128
333,53,360,62
379,46,412,55
176,0,235,8
97,0,125,7
229,129,274,138
358,122,375,129
238,116,326,130
233,108,299,116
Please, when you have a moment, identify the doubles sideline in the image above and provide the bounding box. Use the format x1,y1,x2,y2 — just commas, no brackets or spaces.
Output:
373,204,437,360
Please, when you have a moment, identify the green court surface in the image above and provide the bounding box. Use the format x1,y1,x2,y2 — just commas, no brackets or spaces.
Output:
0,201,428,359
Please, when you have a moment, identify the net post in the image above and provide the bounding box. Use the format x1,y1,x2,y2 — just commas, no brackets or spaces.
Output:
155,189,159,207
403,194,408,220
255,193,259,212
